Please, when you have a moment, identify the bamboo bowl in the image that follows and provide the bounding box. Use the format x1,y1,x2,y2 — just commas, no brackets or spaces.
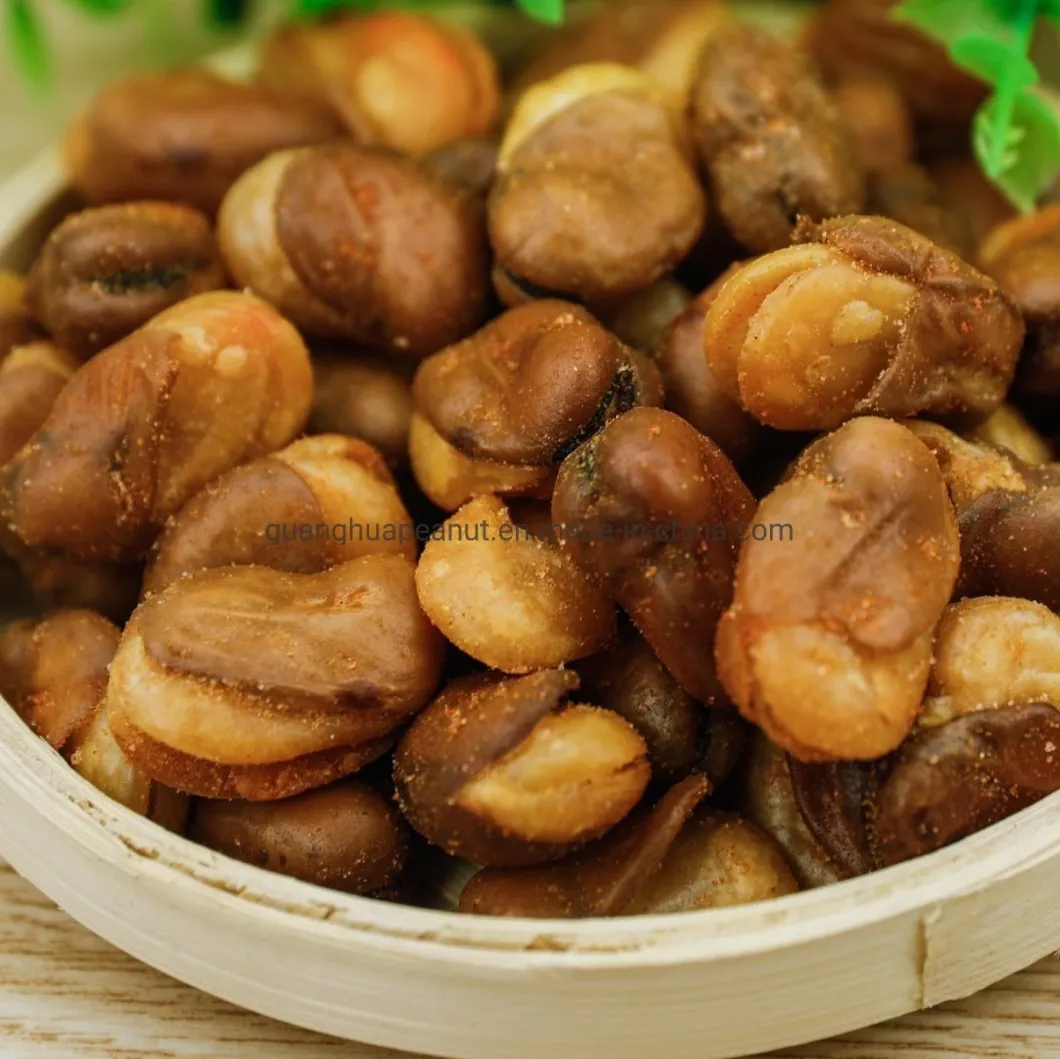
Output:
5,132,1060,1059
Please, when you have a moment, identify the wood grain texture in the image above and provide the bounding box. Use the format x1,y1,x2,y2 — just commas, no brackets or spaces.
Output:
0,858,1056,1059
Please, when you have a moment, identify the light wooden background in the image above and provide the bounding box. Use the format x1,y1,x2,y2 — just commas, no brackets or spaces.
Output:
4,15,1060,1059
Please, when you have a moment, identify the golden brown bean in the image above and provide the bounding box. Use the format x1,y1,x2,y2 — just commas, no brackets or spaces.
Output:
577,630,703,784
218,144,490,357
511,0,735,102
877,598,1060,864
690,24,864,254
63,69,342,215
310,354,414,470
258,12,499,156
929,159,1016,252
1,291,313,563
657,264,765,466
704,216,1024,431
600,278,692,355
806,0,986,125
106,555,445,800
0,340,77,468
26,203,227,359
971,405,1053,466
458,773,711,915
144,435,414,595
415,494,615,673
491,64,706,305
190,781,409,894
716,417,960,761
393,670,650,867
0,272,40,361
424,138,499,199
412,300,663,470
0,610,187,829
832,76,913,175
553,407,754,703
981,206,1060,401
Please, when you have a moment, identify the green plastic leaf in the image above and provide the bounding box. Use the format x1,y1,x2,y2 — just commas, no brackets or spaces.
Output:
1040,0,1060,17
975,89,1060,210
892,0,1009,47
206,0,251,28
5,0,50,93
516,0,564,25
951,32,1039,86
289,0,356,16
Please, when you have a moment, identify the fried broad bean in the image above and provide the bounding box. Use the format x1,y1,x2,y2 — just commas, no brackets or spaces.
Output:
602,279,692,355
658,264,764,466
877,598,1060,864
980,206,1060,401
64,69,341,215
832,76,913,175
741,734,845,888
408,413,554,513
190,780,409,894
2,291,313,563
866,165,974,260
0,272,40,361
424,138,499,199
0,610,187,830
716,417,960,761
690,24,864,254
393,670,650,867
971,405,1053,466
806,0,986,125
310,354,414,470
415,495,615,674
703,216,1024,431
512,0,735,101
929,160,1015,252
0,341,77,468
553,407,754,704
413,301,663,470
578,631,702,784
218,144,489,357
491,64,706,306
106,555,444,801
144,435,414,595
26,203,227,360
258,12,499,156
909,421,1060,612
460,773,798,917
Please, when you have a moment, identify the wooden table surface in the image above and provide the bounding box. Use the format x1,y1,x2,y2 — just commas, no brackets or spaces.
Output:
5,31,1060,1059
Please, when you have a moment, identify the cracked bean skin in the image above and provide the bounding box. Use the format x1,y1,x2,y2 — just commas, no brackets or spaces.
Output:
703,216,1025,431
190,780,410,894
0,340,77,469
1,292,312,564
491,64,706,306
553,407,754,704
980,206,1060,403
0,610,187,830
258,12,499,157
393,670,650,867
658,263,765,466
106,555,445,801
415,494,615,674
909,421,1060,613
26,203,227,360
310,354,414,471
144,435,414,595
690,24,864,254
877,598,1060,865
412,300,663,477
218,144,490,357
716,417,960,762
64,69,342,215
